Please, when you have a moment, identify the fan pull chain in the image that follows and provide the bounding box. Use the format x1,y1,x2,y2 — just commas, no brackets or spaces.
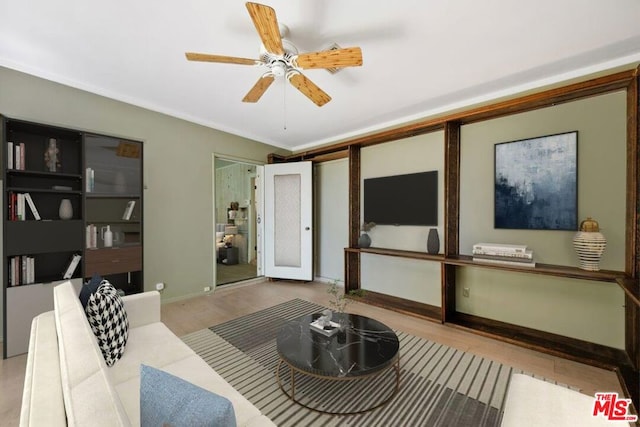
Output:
283,77,287,130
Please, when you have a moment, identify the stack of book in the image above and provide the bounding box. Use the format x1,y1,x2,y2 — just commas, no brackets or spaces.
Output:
472,243,536,268
9,255,35,286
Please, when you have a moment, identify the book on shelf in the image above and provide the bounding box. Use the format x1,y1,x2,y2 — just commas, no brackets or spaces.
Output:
85,168,95,192
472,257,536,268
472,249,534,259
24,193,41,220
8,191,14,221
122,200,136,220
16,193,25,221
28,256,34,284
63,254,82,279
10,257,17,286
14,143,21,170
9,255,35,285
86,224,98,249
13,142,25,170
472,242,528,254
7,141,13,169
472,252,534,263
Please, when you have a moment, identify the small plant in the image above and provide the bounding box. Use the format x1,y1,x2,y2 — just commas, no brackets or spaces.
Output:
327,279,366,313
361,222,376,232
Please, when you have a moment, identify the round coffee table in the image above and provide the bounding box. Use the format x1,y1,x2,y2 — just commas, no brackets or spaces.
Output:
276,312,400,415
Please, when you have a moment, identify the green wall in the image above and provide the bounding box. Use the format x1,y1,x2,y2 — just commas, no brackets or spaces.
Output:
0,66,288,340
327,90,627,349
457,91,627,348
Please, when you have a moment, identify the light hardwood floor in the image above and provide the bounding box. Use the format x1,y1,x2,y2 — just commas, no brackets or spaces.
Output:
0,279,626,425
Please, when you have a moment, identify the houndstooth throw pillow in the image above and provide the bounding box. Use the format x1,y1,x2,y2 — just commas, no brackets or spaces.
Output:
85,280,129,366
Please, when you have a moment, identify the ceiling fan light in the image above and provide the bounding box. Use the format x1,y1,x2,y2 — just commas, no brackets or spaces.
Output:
271,61,286,77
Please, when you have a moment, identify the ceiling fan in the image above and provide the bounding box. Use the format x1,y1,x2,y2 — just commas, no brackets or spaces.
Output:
185,2,363,107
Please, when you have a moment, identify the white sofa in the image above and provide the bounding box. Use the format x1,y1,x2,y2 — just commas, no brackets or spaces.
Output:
19,281,275,426
501,374,632,427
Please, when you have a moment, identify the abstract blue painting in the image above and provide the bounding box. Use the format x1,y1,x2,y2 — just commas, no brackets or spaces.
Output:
494,131,577,230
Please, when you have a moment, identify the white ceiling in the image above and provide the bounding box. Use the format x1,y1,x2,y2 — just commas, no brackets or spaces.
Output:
1,1,639,152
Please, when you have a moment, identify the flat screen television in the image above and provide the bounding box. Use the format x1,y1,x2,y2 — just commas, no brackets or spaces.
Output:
364,171,438,226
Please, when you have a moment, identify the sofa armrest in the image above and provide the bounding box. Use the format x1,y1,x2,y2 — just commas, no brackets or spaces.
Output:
122,291,161,328
20,312,66,427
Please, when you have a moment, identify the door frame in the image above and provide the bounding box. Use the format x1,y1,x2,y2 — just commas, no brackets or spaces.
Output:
212,154,264,288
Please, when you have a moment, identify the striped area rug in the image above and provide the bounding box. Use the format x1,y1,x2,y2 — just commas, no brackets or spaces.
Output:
181,299,553,426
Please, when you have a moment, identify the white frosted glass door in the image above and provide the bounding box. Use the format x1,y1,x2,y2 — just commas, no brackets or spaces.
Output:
264,161,312,280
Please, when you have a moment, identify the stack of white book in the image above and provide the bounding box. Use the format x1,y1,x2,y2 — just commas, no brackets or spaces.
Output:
472,243,536,268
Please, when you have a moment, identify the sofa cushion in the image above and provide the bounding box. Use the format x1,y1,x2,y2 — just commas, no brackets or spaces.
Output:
85,281,129,367
115,355,267,426
140,364,237,427
79,273,103,308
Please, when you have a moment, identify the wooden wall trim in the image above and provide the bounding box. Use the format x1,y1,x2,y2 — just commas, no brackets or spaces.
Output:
444,122,461,256
627,68,639,277
345,145,361,292
279,69,636,161
348,145,361,248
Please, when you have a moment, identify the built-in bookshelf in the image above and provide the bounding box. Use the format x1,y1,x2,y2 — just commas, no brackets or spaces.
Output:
2,117,144,358
84,133,143,295
2,117,84,357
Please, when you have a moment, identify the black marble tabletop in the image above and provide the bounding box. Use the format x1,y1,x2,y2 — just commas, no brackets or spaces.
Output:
276,312,399,378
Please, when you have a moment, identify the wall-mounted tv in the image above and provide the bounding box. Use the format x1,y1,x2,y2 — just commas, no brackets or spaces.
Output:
364,171,438,226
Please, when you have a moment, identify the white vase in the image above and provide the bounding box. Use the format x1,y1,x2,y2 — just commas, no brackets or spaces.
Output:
572,217,606,271
58,199,73,220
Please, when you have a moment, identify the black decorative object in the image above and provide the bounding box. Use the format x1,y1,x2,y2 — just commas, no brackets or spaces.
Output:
495,131,577,230
427,228,440,254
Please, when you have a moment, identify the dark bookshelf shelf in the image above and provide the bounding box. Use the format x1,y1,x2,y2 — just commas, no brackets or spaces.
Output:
86,193,141,199
6,170,82,180
7,186,83,195
86,220,141,224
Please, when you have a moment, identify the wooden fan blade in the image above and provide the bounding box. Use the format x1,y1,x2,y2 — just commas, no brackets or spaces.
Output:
296,47,363,69
246,2,284,55
185,52,259,65
288,72,331,107
242,74,275,103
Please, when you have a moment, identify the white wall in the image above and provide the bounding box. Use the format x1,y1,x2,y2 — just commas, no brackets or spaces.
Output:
0,66,287,339
314,159,349,282
360,131,444,305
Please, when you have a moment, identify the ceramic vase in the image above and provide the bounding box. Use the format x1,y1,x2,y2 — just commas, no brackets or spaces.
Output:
573,217,606,271
358,233,371,248
58,199,73,220
427,228,440,254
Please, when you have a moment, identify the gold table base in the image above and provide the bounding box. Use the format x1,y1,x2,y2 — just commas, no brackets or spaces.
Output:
275,354,400,415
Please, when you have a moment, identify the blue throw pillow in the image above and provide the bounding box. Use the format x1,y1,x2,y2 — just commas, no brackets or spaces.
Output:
79,273,103,308
140,365,237,427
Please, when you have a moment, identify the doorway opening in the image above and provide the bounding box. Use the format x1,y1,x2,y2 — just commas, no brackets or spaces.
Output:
214,158,259,286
